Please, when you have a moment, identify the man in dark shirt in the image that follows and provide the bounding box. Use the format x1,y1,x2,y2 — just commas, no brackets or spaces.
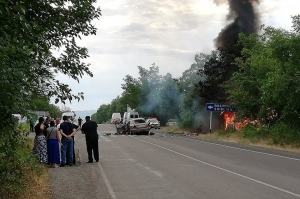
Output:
29,118,34,132
60,116,77,166
66,122,80,165
78,117,82,127
81,116,99,163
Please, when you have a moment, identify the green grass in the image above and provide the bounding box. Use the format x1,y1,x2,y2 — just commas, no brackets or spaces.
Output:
162,125,300,153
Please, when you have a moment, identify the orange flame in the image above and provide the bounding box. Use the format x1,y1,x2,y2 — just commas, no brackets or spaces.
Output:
223,112,235,130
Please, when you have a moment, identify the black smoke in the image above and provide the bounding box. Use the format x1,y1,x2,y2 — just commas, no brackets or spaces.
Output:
214,0,260,48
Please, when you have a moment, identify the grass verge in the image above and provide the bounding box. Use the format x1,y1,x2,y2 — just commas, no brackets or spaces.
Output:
161,126,300,154
15,134,51,199
20,164,51,199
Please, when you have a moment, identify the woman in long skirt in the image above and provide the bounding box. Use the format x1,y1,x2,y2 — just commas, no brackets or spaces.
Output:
33,117,48,163
47,121,61,168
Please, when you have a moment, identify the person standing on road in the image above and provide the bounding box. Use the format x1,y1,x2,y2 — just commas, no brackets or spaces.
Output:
55,118,60,127
29,118,34,132
59,116,77,167
78,117,82,128
66,122,80,165
47,121,61,168
44,116,51,136
81,116,99,163
33,117,48,163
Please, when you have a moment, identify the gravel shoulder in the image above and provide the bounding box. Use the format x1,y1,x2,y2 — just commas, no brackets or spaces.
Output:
47,130,112,199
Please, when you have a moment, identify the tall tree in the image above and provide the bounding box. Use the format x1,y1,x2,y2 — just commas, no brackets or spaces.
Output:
225,15,300,126
0,0,101,123
0,1,101,195
120,75,141,110
179,53,211,128
138,63,162,116
195,45,242,103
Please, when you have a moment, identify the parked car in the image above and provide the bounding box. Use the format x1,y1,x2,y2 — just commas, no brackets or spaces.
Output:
146,118,160,129
166,119,178,126
127,118,151,135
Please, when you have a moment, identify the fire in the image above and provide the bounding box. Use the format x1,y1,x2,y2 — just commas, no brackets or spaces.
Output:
222,112,235,130
222,113,259,130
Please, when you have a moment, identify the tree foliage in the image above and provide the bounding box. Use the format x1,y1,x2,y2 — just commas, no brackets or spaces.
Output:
179,53,211,128
0,0,101,123
0,0,101,195
225,15,300,127
195,45,242,102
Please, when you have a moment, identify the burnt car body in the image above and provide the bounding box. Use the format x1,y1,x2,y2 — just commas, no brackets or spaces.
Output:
127,118,151,135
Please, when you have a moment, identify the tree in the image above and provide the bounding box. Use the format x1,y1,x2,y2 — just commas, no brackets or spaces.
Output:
27,94,62,118
157,73,180,124
120,75,142,110
179,53,211,129
138,63,162,117
195,45,242,103
92,104,111,124
0,0,101,123
0,0,101,196
225,15,300,126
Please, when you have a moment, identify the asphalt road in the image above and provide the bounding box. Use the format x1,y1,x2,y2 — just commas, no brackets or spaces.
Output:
49,124,300,199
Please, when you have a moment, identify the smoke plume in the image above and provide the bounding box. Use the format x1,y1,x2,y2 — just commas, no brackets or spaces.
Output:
214,0,260,48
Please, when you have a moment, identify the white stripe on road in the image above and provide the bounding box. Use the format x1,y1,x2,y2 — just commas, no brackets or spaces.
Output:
97,163,117,199
182,137,300,161
132,136,300,198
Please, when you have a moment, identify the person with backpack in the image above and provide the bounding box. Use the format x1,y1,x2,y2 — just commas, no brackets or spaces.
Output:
59,115,77,167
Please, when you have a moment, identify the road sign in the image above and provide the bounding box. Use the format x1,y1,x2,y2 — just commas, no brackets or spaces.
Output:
206,103,236,112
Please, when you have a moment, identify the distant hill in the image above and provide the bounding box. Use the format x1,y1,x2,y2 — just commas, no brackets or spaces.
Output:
74,110,97,119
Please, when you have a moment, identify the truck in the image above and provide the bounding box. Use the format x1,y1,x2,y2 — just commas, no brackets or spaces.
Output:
115,105,139,134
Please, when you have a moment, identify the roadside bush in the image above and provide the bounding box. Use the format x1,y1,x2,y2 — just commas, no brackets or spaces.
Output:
240,123,300,146
0,124,42,199
269,123,300,145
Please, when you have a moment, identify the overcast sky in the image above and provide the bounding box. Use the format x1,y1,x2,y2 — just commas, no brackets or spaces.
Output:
53,0,300,111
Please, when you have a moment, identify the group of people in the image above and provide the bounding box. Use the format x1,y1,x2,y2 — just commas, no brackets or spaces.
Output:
32,115,99,168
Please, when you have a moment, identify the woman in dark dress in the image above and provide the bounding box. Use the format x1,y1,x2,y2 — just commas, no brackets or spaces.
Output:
33,117,48,163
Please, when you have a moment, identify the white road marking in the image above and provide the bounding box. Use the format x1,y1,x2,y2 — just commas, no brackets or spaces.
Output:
133,136,300,198
97,163,117,199
182,137,300,161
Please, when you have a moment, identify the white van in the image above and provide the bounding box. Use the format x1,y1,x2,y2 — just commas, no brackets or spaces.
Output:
62,111,76,122
123,111,139,125
111,113,121,124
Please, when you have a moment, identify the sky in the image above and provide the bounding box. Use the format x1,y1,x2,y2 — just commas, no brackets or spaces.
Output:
53,0,300,111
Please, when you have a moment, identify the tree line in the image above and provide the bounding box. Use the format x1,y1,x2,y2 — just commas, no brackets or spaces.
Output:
1,0,299,195
93,15,300,144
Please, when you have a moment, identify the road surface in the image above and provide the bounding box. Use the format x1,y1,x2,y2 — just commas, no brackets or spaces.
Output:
49,124,300,199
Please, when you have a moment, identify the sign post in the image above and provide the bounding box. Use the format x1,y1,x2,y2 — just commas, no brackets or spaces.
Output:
209,111,212,134
206,103,236,134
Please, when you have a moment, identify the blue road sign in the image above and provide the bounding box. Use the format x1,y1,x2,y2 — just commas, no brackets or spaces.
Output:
206,103,236,112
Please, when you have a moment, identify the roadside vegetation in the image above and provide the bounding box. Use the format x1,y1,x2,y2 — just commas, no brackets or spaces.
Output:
2,0,300,197
161,125,300,154
93,15,300,151
0,0,101,198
